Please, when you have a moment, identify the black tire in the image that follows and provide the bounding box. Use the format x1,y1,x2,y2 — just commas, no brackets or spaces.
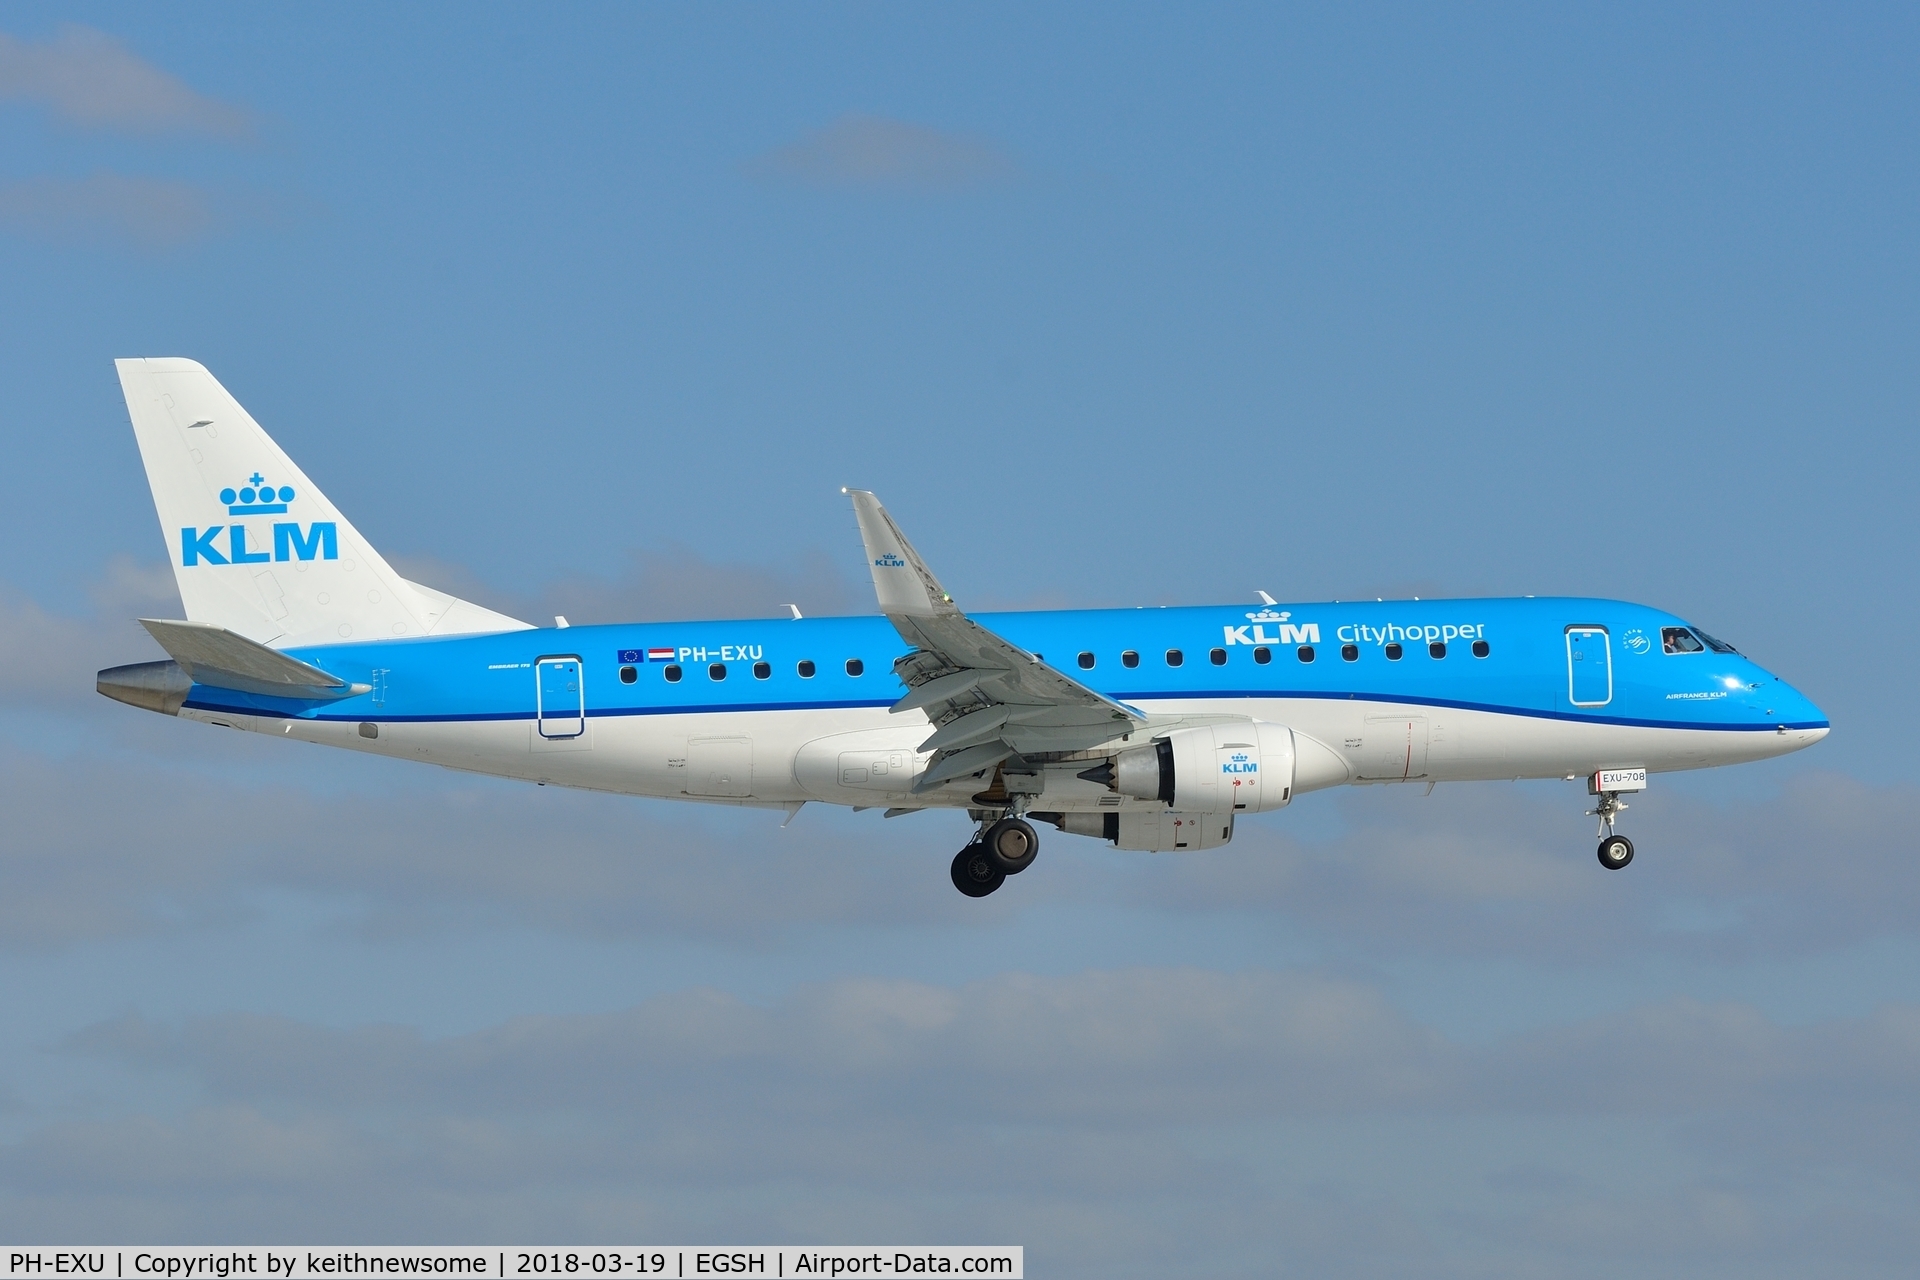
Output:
951,844,1005,897
984,817,1039,874
1597,835,1634,870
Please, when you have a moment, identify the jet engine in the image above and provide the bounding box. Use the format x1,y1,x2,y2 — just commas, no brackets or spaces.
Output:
1078,721,1348,815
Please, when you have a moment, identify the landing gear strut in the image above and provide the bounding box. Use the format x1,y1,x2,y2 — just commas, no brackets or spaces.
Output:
949,816,1041,897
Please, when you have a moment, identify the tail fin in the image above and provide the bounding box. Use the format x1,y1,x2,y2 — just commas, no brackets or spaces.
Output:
116,358,530,648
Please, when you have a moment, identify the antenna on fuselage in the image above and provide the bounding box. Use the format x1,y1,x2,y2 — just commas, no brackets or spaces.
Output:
1256,590,1277,605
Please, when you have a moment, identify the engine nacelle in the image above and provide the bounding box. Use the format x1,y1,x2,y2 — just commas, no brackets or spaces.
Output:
1102,721,1299,814
1041,810,1236,852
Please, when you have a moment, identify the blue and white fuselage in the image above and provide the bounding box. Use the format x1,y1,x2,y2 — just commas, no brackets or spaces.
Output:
98,360,1829,892
180,599,1824,798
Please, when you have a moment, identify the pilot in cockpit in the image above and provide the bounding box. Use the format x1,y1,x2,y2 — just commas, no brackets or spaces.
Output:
1662,626,1706,654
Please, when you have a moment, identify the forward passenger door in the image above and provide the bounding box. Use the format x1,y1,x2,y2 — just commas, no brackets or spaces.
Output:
1566,627,1612,707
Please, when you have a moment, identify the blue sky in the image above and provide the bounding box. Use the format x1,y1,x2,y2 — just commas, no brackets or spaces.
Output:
2,4,1918,1273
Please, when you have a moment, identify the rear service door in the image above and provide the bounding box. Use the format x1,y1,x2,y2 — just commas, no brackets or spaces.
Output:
1566,627,1611,707
537,657,585,738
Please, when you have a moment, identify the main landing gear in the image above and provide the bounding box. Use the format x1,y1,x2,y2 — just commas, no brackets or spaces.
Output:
949,816,1039,898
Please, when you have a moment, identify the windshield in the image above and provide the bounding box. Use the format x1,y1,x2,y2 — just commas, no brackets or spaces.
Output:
1693,628,1739,654
1662,626,1704,654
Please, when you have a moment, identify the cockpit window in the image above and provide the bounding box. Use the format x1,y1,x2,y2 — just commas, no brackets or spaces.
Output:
1694,628,1739,654
1662,626,1705,654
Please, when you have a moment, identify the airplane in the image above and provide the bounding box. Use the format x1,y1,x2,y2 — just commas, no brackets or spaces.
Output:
97,358,1831,897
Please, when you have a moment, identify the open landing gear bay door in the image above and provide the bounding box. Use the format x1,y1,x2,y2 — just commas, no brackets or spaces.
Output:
845,490,1146,791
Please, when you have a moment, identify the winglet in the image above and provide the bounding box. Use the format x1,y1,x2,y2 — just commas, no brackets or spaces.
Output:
846,490,959,619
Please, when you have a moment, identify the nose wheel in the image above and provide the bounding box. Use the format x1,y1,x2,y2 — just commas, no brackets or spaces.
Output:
1597,834,1634,869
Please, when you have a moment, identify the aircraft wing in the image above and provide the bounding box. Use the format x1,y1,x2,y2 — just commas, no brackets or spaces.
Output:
846,490,1145,791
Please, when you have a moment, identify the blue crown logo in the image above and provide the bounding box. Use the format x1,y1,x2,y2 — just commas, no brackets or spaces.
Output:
874,553,905,568
220,473,295,515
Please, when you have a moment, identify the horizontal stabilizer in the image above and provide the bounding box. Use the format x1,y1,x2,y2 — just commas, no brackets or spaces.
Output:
140,618,370,700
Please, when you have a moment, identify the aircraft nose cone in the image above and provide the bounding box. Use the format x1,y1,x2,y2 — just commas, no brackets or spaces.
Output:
1764,678,1829,747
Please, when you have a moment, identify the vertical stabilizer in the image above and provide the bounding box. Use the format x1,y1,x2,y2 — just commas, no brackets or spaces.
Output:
116,358,530,648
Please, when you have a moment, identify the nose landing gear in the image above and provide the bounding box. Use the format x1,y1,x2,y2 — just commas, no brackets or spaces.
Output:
1585,771,1643,871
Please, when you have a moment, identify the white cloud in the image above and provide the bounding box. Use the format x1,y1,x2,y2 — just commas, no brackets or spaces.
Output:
0,25,252,137
747,114,1018,193
15,975,1920,1270
0,172,220,246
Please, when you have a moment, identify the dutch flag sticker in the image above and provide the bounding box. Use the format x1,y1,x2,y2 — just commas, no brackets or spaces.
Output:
646,647,676,663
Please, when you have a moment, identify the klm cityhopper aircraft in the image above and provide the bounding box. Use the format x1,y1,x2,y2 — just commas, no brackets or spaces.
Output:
100,359,1830,897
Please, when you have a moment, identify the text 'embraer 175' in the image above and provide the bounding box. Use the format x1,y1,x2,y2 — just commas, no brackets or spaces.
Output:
100,360,1830,895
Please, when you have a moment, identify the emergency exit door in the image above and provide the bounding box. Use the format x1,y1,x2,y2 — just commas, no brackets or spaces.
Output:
537,657,585,738
1566,627,1611,707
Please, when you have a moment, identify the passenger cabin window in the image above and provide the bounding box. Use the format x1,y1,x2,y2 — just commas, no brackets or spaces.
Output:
1077,651,1095,670
1662,627,1705,654
1297,645,1315,663
1385,642,1403,661
753,661,771,680
1209,647,1227,666
1253,647,1271,665
709,663,727,681
1121,650,1140,668
664,664,683,683
797,660,816,678
1341,644,1359,662
619,665,637,684
845,658,864,676
1429,641,1446,659
1165,649,1184,667
1471,639,1490,658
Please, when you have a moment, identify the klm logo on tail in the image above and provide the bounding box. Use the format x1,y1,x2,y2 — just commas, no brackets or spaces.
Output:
182,473,336,566
223,473,294,514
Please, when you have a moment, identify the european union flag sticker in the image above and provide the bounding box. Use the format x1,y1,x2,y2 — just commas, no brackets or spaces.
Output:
617,649,642,664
